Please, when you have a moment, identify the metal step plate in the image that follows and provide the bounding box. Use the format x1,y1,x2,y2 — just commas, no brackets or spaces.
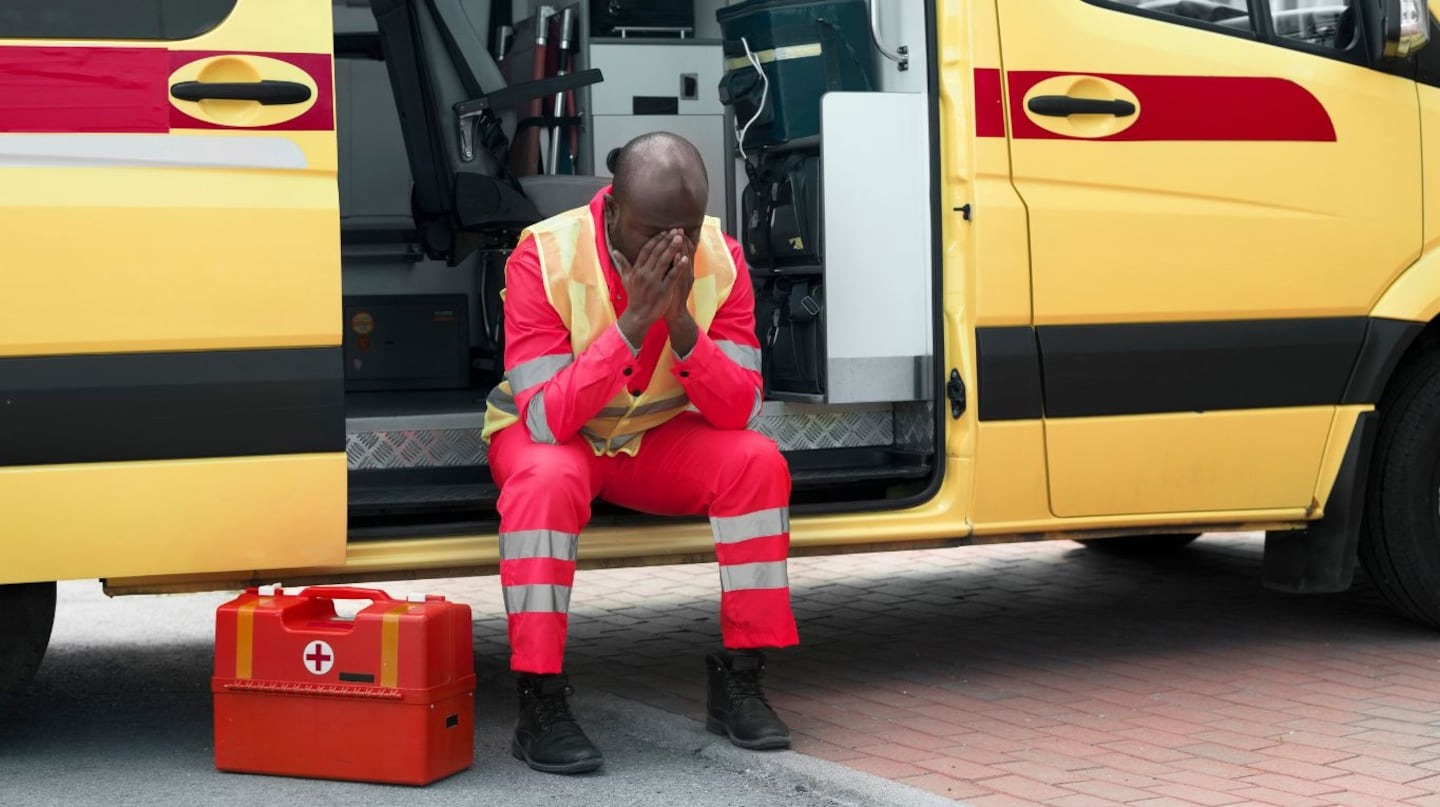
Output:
346,401,923,471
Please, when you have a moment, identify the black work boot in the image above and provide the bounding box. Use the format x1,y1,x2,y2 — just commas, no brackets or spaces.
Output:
705,650,791,750
512,673,604,774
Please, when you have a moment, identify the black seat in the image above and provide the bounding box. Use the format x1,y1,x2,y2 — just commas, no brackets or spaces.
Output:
370,0,608,265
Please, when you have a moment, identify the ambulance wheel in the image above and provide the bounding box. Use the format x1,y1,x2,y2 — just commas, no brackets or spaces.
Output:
1075,534,1201,554
0,582,56,703
1359,348,1440,629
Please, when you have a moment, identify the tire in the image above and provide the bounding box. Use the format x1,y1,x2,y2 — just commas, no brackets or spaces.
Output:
1075,534,1201,554
0,582,56,704
1360,348,1440,628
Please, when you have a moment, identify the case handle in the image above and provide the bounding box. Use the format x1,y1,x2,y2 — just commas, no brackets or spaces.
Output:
296,586,397,602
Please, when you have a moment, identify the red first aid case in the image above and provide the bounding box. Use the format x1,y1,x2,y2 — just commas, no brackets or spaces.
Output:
212,585,475,785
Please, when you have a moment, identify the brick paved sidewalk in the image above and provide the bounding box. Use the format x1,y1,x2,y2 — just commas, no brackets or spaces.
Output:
411,534,1440,806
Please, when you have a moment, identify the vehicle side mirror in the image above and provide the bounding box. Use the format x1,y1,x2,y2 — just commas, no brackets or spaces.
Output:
1379,0,1431,59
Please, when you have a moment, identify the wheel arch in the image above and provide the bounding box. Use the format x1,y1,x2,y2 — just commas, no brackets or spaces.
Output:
1369,318,1440,408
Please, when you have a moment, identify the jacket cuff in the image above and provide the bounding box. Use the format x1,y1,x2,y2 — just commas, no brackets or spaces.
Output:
599,324,644,385
615,322,641,357
670,330,716,380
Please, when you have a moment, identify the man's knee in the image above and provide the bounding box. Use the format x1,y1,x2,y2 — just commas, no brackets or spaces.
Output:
499,444,593,503
716,432,790,489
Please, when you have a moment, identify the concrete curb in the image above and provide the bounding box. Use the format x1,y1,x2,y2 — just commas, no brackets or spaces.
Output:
585,691,969,807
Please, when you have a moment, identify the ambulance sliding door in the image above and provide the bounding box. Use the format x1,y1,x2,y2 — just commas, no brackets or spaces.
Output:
0,0,348,583
995,0,1421,518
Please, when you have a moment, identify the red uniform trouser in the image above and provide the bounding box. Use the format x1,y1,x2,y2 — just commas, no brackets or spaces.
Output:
489,412,799,674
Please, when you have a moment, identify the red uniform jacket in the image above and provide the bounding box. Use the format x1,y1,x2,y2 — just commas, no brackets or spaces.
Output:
503,187,763,446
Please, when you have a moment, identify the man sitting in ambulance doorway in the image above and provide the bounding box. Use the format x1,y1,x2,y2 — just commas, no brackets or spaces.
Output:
480,131,799,774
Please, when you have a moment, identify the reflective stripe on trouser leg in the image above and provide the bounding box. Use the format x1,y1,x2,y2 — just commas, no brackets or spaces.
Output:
490,423,597,674
711,507,799,649
501,529,579,674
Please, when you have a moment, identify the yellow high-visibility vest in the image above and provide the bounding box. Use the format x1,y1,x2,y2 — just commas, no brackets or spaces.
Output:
482,206,739,456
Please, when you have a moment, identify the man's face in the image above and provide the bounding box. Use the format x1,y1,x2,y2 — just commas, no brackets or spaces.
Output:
605,192,704,268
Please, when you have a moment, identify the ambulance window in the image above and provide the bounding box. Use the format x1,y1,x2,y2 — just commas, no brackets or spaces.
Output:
1267,0,1358,51
0,0,237,40
1090,0,1256,33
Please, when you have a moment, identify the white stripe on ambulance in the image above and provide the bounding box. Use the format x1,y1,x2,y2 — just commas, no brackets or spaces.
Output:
0,134,307,170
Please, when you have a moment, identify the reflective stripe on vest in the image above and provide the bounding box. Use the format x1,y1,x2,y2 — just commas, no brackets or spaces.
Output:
482,206,738,456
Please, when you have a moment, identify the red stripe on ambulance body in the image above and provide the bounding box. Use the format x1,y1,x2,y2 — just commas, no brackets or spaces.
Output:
974,68,1007,138
0,46,333,133
1005,72,1336,142
0,47,170,133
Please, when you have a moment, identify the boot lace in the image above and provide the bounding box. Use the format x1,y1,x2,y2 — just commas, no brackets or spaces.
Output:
535,685,577,731
725,668,770,707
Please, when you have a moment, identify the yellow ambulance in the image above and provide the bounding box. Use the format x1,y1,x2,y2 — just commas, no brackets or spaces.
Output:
1,0,1436,698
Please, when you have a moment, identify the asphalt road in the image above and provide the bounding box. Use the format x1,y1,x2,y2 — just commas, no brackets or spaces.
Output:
0,582,948,807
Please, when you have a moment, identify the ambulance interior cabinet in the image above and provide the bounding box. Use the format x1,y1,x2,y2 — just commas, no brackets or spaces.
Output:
588,40,733,229
817,91,933,404
747,92,932,405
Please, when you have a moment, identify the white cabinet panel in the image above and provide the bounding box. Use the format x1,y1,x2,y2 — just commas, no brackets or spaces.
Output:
589,42,726,116
591,114,731,230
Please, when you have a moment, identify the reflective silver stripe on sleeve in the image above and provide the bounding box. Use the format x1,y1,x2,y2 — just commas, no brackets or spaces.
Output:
719,561,789,592
486,386,519,416
509,353,573,393
503,584,572,614
746,389,763,427
715,340,763,373
526,390,557,444
710,507,789,544
598,394,690,419
500,530,579,561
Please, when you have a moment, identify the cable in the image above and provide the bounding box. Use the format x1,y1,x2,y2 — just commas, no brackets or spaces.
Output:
734,36,769,161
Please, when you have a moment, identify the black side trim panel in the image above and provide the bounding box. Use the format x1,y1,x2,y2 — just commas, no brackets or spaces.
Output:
0,348,344,467
1342,318,1425,404
1037,318,1368,418
975,327,1044,421
1263,410,1377,594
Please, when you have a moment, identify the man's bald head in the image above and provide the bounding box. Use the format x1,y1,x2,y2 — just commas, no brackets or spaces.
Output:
603,132,709,266
611,131,709,207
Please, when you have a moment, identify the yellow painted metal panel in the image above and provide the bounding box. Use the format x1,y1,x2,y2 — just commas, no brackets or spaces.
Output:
0,0,338,359
939,0,1032,328
0,166,339,356
1371,249,1440,323
995,0,1423,325
108,464,985,594
1370,85,1440,324
971,421,1052,526
972,148,1033,328
1045,408,1334,517
1311,406,1370,517
0,454,347,585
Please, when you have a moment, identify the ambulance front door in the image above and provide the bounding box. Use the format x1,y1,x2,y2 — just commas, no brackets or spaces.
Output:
0,0,347,583
994,0,1422,518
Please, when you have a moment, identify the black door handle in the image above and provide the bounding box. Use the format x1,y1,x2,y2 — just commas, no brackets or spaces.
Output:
170,80,312,106
1027,95,1136,117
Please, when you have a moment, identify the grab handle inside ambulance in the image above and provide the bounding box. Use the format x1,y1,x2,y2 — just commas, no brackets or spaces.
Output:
296,586,397,602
